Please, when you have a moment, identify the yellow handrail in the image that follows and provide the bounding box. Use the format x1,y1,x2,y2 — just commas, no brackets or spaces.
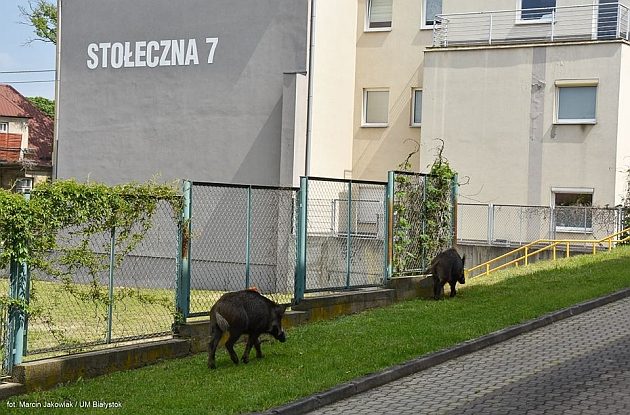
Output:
465,227,630,278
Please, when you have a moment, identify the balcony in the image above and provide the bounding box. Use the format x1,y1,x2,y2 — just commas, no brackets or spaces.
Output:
432,3,630,47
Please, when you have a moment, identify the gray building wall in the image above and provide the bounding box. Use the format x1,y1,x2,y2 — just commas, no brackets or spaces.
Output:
56,0,308,185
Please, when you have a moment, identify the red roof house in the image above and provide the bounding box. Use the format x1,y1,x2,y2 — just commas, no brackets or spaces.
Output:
0,84,54,190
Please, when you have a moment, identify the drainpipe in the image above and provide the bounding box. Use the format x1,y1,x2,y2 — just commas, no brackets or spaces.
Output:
305,0,317,177
52,0,62,179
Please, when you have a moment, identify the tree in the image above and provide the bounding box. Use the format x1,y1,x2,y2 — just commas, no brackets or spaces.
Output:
28,96,55,118
19,0,57,44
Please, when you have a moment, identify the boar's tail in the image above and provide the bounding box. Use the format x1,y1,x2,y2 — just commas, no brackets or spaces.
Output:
215,312,230,332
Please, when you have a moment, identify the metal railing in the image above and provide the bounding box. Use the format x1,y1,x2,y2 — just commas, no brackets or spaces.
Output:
433,2,630,47
466,227,630,278
458,203,624,246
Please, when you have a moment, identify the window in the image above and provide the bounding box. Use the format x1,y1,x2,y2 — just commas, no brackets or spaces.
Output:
520,0,556,21
555,81,597,124
411,89,422,126
422,0,443,27
0,122,7,133
363,89,389,127
366,0,392,31
552,188,593,232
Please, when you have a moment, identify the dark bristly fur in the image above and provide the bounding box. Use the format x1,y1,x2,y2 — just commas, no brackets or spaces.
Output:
208,290,287,369
429,248,466,300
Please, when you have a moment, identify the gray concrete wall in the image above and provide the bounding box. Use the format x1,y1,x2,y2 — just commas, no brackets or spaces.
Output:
56,0,308,186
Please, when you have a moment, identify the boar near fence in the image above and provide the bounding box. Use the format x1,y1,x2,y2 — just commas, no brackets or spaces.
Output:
428,248,466,300
208,289,287,369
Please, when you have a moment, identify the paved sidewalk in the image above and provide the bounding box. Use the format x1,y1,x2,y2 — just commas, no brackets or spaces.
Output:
307,297,630,415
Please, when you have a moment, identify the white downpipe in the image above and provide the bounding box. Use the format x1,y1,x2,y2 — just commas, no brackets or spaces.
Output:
305,0,317,177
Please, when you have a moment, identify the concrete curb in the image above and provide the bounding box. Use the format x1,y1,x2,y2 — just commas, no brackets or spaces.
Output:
261,287,630,415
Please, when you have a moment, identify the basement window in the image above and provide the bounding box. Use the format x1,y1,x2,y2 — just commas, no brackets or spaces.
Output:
553,188,593,233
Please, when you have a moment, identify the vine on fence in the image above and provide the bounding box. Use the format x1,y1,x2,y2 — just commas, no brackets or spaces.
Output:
393,140,457,275
0,180,182,343
622,168,630,243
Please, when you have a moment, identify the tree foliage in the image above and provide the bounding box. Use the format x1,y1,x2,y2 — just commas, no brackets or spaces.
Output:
19,0,57,44
28,96,55,118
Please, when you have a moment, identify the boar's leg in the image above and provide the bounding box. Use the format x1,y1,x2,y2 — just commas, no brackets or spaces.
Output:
449,280,457,297
225,331,242,365
433,276,445,300
242,334,261,364
253,337,263,359
208,325,223,369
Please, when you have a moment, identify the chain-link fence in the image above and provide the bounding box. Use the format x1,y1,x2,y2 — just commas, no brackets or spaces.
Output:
301,178,386,293
24,200,179,359
391,172,457,276
458,204,625,246
188,182,297,315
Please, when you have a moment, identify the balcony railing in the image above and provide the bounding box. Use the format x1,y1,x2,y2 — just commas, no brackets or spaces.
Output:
433,2,630,47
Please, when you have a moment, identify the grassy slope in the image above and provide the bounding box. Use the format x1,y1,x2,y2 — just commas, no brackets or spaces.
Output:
5,247,630,414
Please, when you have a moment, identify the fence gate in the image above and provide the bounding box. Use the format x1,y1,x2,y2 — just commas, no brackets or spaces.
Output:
186,182,298,316
295,177,388,298
391,171,457,277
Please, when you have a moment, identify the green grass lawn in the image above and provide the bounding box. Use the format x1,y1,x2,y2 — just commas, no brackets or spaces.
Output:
4,246,630,414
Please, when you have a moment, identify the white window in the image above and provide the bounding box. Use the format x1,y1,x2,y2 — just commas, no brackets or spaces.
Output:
552,188,593,233
0,122,7,133
555,80,597,124
363,89,389,127
411,89,422,126
519,0,556,21
366,0,392,31
423,0,443,28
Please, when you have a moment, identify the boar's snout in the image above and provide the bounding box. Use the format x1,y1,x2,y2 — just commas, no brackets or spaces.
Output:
276,330,287,343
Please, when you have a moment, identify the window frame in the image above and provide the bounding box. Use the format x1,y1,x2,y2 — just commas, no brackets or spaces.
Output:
554,80,598,125
421,0,443,30
365,0,393,32
362,88,390,128
0,122,7,133
411,88,423,127
516,0,556,24
551,187,594,233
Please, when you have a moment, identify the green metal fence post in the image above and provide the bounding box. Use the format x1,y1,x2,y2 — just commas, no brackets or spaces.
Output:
176,180,192,321
384,172,394,283
451,174,459,246
245,186,252,288
294,177,308,304
106,227,116,344
6,257,28,371
345,181,352,288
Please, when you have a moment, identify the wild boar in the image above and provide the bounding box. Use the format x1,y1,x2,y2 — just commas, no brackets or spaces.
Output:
429,248,466,300
208,289,287,369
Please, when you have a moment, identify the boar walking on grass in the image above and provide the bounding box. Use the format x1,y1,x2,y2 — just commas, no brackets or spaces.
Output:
429,248,466,300
208,289,287,369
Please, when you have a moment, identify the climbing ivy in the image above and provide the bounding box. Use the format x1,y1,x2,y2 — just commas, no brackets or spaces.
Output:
0,179,182,317
392,140,457,275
